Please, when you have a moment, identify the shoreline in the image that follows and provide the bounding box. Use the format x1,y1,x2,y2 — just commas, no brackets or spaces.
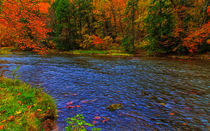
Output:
0,77,57,130
49,49,210,60
0,47,209,60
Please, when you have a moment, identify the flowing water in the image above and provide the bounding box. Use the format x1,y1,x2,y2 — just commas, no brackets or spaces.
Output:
0,53,209,131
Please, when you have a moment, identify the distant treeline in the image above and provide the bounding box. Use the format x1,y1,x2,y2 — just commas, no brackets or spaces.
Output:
0,0,209,55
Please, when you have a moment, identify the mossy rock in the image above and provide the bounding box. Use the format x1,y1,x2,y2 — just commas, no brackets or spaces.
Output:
107,103,123,111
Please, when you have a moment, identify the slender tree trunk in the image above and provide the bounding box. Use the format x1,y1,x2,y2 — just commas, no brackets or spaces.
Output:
109,0,117,36
117,8,124,36
202,0,209,25
131,2,135,52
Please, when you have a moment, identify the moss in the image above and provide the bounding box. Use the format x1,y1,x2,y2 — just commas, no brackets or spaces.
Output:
0,77,57,130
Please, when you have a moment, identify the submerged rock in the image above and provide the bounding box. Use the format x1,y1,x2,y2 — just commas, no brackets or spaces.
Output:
107,103,123,111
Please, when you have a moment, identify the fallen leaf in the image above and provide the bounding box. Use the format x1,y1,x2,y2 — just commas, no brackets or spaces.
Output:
8,115,14,120
160,103,166,106
18,93,21,96
1,120,6,123
15,111,21,115
27,105,32,109
0,125,3,130
183,123,187,126
66,101,73,105
81,100,89,103
94,116,101,120
169,113,175,116
37,109,42,112
92,121,98,124
75,105,81,108
18,101,22,104
102,117,109,123
66,105,75,109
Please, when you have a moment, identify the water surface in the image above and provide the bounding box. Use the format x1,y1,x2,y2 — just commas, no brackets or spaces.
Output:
0,53,209,130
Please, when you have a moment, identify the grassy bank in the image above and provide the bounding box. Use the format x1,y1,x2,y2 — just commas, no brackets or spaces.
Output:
0,77,57,130
0,47,17,55
49,49,133,57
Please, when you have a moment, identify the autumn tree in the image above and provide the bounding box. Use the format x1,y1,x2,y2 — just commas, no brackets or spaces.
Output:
0,0,52,54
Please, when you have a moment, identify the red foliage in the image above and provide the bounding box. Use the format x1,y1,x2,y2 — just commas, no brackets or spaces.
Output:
92,35,104,45
0,0,53,54
182,22,210,53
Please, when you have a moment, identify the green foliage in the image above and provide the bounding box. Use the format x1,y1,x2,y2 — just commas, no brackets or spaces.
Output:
79,34,94,49
50,0,96,50
122,35,134,52
123,0,139,53
145,0,176,54
0,0,2,13
50,0,73,50
64,114,101,131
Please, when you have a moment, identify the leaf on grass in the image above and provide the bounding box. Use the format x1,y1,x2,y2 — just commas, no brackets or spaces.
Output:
1,120,6,123
27,105,32,109
37,109,42,112
0,125,3,130
8,115,14,121
15,111,21,115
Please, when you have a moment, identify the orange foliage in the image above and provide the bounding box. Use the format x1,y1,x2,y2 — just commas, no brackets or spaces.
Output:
39,2,50,14
182,22,210,53
0,0,52,54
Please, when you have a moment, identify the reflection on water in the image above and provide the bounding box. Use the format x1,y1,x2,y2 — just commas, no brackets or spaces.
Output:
0,53,209,130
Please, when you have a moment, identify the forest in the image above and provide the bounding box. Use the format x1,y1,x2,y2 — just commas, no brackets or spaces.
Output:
0,0,209,55
0,0,210,130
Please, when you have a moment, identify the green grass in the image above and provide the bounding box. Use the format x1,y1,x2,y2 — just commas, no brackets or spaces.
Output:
0,47,16,55
0,77,57,130
61,50,133,56
71,50,107,55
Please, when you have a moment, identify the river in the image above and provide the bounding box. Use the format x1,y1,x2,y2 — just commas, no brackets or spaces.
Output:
0,52,209,130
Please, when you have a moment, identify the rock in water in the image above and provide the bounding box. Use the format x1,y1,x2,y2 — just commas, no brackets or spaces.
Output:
107,103,123,111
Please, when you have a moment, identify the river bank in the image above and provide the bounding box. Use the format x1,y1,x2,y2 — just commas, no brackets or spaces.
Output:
0,77,57,130
0,47,209,60
50,49,210,60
